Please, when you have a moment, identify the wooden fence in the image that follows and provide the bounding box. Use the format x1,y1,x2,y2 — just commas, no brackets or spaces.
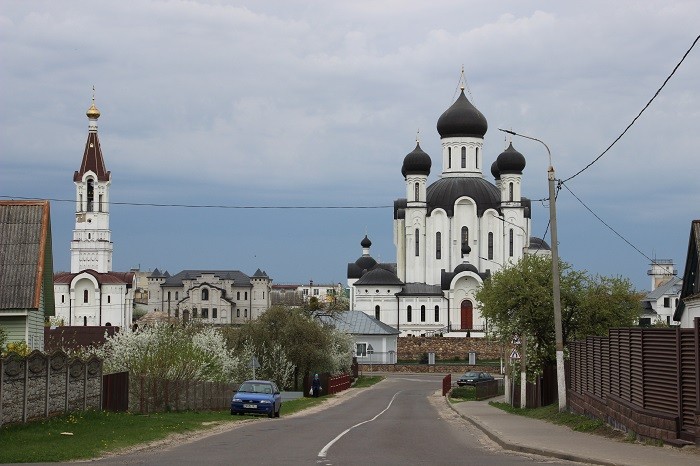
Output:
569,318,699,446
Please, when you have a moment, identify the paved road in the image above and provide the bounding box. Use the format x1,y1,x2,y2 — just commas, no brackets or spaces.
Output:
91,374,577,466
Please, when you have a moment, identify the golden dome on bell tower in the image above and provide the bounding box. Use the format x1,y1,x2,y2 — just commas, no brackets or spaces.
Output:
86,86,100,119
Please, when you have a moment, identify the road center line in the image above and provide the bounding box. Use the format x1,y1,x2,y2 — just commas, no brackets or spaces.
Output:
317,391,402,458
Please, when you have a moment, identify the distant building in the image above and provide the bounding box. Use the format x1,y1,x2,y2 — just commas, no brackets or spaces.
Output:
53,97,134,328
640,259,681,326
317,310,399,365
348,82,547,337
674,220,700,328
271,282,345,306
0,200,55,351
147,269,272,324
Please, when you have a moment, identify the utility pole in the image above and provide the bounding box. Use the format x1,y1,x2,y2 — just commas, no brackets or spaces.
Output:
499,128,567,412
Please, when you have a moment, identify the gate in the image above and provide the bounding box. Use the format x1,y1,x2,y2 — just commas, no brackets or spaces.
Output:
103,371,129,412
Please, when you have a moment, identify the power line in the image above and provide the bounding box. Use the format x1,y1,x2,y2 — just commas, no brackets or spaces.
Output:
0,195,393,210
559,183,662,267
562,34,700,183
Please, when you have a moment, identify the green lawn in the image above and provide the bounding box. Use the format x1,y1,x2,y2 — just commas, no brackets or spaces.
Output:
353,375,384,388
490,402,613,434
0,396,325,463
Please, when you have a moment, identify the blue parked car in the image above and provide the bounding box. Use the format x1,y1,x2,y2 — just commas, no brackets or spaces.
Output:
231,380,282,418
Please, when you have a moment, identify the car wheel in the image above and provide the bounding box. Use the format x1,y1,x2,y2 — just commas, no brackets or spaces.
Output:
275,405,281,418
268,408,274,418
230,409,234,415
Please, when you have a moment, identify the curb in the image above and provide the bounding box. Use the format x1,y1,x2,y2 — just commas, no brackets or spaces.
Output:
444,395,616,466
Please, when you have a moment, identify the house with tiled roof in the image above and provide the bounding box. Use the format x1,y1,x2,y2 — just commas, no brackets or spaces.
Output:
317,310,399,364
53,96,134,328
0,200,55,350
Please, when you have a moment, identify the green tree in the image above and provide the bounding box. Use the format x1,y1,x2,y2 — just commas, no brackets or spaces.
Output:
477,254,641,374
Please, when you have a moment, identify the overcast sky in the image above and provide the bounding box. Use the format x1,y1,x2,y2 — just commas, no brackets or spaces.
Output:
1,1,698,291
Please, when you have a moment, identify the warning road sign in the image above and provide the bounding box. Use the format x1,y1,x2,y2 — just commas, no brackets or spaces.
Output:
509,348,521,360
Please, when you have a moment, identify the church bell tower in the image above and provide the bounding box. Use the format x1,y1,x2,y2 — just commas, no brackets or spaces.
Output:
70,92,113,273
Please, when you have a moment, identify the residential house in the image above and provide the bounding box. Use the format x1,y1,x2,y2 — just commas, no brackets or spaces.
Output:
640,259,681,326
318,310,399,364
0,200,55,350
674,220,700,328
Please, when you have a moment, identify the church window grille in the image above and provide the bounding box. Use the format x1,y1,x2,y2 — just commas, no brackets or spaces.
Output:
415,229,420,256
407,306,412,322
375,305,380,321
448,147,452,168
434,305,440,322
420,305,426,322
212,308,217,319
509,182,514,202
83,290,89,303
202,288,209,301
461,146,466,168
509,229,514,257
87,179,94,212
488,232,494,260
436,232,442,259
202,308,208,318
414,183,420,202
461,227,469,250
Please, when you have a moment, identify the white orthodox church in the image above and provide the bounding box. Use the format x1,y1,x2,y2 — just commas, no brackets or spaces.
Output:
54,97,135,328
348,84,549,337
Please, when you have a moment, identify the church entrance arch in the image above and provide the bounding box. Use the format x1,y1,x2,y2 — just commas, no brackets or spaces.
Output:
460,300,473,330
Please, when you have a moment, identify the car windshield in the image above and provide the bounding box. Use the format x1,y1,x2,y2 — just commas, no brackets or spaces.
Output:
238,382,272,394
462,372,479,378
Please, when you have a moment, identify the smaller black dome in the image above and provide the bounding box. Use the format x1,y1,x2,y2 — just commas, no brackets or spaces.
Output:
491,160,500,180
355,255,377,271
401,143,432,177
454,262,479,275
361,235,372,248
436,90,488,138
496,143,526,174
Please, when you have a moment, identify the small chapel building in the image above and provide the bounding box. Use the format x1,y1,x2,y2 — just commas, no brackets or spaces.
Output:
348,84,549,337
54,97,135,328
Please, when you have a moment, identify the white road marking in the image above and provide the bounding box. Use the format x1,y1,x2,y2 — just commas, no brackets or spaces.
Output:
317,391,402,459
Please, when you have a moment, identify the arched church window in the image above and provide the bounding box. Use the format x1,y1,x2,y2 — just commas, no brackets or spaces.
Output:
436,232,442,259
375,305,380,321
87,179,94,212
488,232,494,260
99,194,103,212
202,288,209,301
434,305,440,322
414,182,420,202
509,182,514,202
448,147,452,168
420,305,426,322
461,146,466,168
475,147,479,168
407,305,412,322
415,229,420,257
461,226,469,250
83,290,89,303
509,229,514,257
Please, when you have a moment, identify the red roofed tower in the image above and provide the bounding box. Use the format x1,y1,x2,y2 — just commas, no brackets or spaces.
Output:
70,92,113,273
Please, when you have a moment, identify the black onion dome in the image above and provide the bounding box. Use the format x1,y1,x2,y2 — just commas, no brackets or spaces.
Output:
401,143,432,177
426,177,500,217
360,235,372,248
496,142,526,174
529,236,551,251
454,262,479,275
491,160,500,180
436,90,488,138
355,255,377,272
354,266,404,286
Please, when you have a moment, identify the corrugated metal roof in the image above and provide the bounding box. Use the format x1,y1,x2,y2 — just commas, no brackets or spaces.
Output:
318,310,399,335
163,270,253,286
643,276,682,302
0,201,50,309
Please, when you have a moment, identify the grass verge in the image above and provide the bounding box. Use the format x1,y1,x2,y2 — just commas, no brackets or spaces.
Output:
353,375,384,388
489,402,617,435
0,396,325,463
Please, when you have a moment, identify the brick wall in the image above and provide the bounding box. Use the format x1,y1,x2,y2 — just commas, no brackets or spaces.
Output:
398,336,504,361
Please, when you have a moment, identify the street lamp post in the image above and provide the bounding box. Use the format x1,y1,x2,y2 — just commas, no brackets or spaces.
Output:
498,128,567,412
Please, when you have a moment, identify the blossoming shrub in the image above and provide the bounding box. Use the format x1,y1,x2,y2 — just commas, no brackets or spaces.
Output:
96,323,242,383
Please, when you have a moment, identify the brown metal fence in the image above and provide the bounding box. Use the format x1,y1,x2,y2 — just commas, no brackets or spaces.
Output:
102,371,129,412
442,374,451,396
569,318,699,445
